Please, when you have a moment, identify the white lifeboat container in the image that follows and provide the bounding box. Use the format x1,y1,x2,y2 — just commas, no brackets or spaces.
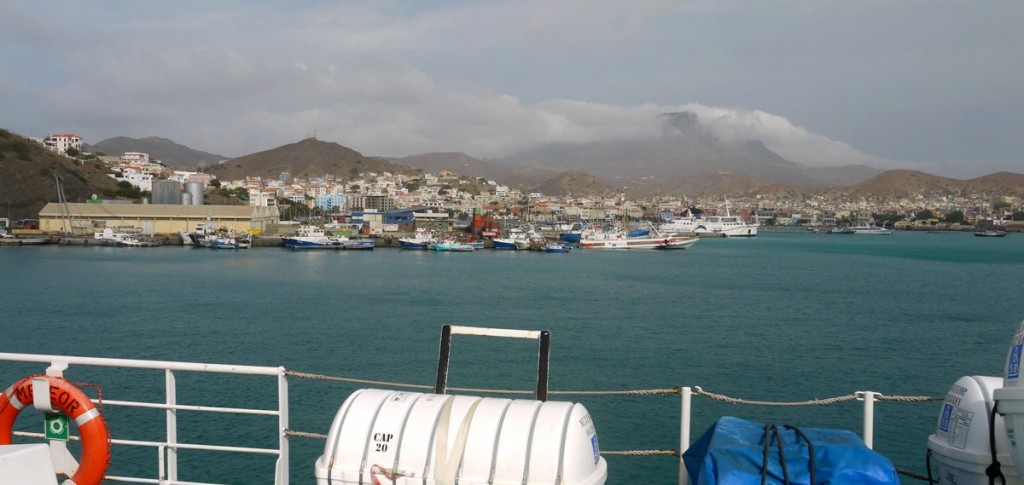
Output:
928,376,1022,484
314,389,607,485
996,319,1024,478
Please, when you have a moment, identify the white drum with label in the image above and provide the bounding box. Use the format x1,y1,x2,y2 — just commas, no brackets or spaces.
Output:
929,376,1022,485
314,389,607,485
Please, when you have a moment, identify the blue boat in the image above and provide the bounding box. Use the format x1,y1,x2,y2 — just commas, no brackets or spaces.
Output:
544,242,572,253
282,226,342,249
492,238,518,250
398,229,436,249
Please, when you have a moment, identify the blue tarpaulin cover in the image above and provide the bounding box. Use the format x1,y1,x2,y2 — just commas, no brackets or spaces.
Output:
682,417,898,485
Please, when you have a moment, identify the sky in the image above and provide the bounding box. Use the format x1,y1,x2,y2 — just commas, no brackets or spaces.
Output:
1,0,1021,178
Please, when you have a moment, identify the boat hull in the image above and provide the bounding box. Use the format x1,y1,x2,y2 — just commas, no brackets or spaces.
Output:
492,238,518,250
580,235,698,250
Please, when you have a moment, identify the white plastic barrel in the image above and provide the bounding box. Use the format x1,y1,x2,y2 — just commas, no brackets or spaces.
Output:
996,319,1024,478
928,376,1022,485
314,389,607,485
0,444,58,485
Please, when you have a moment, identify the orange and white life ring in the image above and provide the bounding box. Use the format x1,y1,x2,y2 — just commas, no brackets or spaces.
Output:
0,374,110,485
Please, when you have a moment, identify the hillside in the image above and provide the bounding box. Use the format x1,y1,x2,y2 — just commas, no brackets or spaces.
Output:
831,170,1024,200
91,136,227,169
211,138,420,182
626,172,805,200
526,170,618,197
393,152,558,188
0,129,120,220
498,112,884,188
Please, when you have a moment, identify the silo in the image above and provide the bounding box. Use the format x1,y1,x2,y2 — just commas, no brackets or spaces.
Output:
181,192,193,205
185,182,204,206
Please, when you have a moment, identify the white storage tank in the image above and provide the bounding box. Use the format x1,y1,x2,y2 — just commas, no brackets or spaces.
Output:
928,376,1022,485
314,389,607,485
996,319,1024,478
185,182,204,206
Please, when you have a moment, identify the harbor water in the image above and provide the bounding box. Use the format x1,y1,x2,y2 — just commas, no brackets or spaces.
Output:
2,231,1023,483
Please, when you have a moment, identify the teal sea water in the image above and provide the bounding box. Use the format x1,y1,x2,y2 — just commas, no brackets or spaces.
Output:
2,231,1023,483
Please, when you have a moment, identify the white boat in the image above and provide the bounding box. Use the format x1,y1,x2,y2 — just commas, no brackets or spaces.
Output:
430,240,475,252
204,234,244,249
850,221,894,235
492,226,542,250
282,225,340,249
693,203,759,237
185,221,218,247
398,229,436,249
580,231,698,250
93,228,159,247
658,210,700,234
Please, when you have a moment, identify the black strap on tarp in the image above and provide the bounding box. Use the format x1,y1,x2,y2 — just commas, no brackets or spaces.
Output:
760,423,816,485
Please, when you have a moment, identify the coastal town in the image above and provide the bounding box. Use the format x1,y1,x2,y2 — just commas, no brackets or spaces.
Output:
2,131,1022,247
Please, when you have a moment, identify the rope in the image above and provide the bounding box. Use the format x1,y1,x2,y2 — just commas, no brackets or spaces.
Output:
284,370,676,396
693,387,941,406
877,394,943,402
601,449,679,457
284,370,434,390
285,429,328,440
285,371,943,403
897,467,933,482
693,387,860,406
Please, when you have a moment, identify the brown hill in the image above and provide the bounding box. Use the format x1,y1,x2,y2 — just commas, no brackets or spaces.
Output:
210,138,420,182
393,152,558,188
90,136,227,169
625,172,806,200
526,170,618,196
0,129,120,221
833,170,1024,199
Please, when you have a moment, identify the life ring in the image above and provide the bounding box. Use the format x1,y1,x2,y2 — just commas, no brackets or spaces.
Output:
0,374,110,485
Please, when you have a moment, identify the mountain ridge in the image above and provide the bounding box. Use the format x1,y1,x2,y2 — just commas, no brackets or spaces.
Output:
90,136,227,169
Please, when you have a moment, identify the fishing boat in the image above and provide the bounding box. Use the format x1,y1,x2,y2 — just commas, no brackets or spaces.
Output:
850,221,894,235
544,242,572,253
398,229,436,249
559,223,585,242
493,227,529,250
430,240,475,252
0,226,51,246
282,225,342,249
205,233,244,249
93,228,161,247
184,221,218,247
580,231,698,250
975,230,1009,237
829,226,857,234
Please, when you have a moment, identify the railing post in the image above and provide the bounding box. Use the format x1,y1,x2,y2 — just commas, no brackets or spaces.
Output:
680,386,692,485
277,367,290,485
861,391,875,449
166,369,178,482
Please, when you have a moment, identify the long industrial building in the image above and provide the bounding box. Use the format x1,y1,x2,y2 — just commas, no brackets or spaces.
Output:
38,203,280,235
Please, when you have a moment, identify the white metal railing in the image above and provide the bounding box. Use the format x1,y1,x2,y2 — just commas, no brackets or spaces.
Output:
0,353,289,485
676,386,887,485
1,352,924,485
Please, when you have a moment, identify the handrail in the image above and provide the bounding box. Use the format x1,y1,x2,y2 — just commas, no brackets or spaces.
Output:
3,353,941,485
0,353,289,485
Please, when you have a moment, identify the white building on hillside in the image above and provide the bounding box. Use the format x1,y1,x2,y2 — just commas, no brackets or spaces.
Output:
120,152,149,165
112,167,154,191
43,133,83,154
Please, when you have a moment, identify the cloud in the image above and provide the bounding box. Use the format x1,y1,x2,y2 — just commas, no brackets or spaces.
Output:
675,104,894,168
3,0,1021,178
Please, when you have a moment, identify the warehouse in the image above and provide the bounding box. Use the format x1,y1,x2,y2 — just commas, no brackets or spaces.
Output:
37,203,280,235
